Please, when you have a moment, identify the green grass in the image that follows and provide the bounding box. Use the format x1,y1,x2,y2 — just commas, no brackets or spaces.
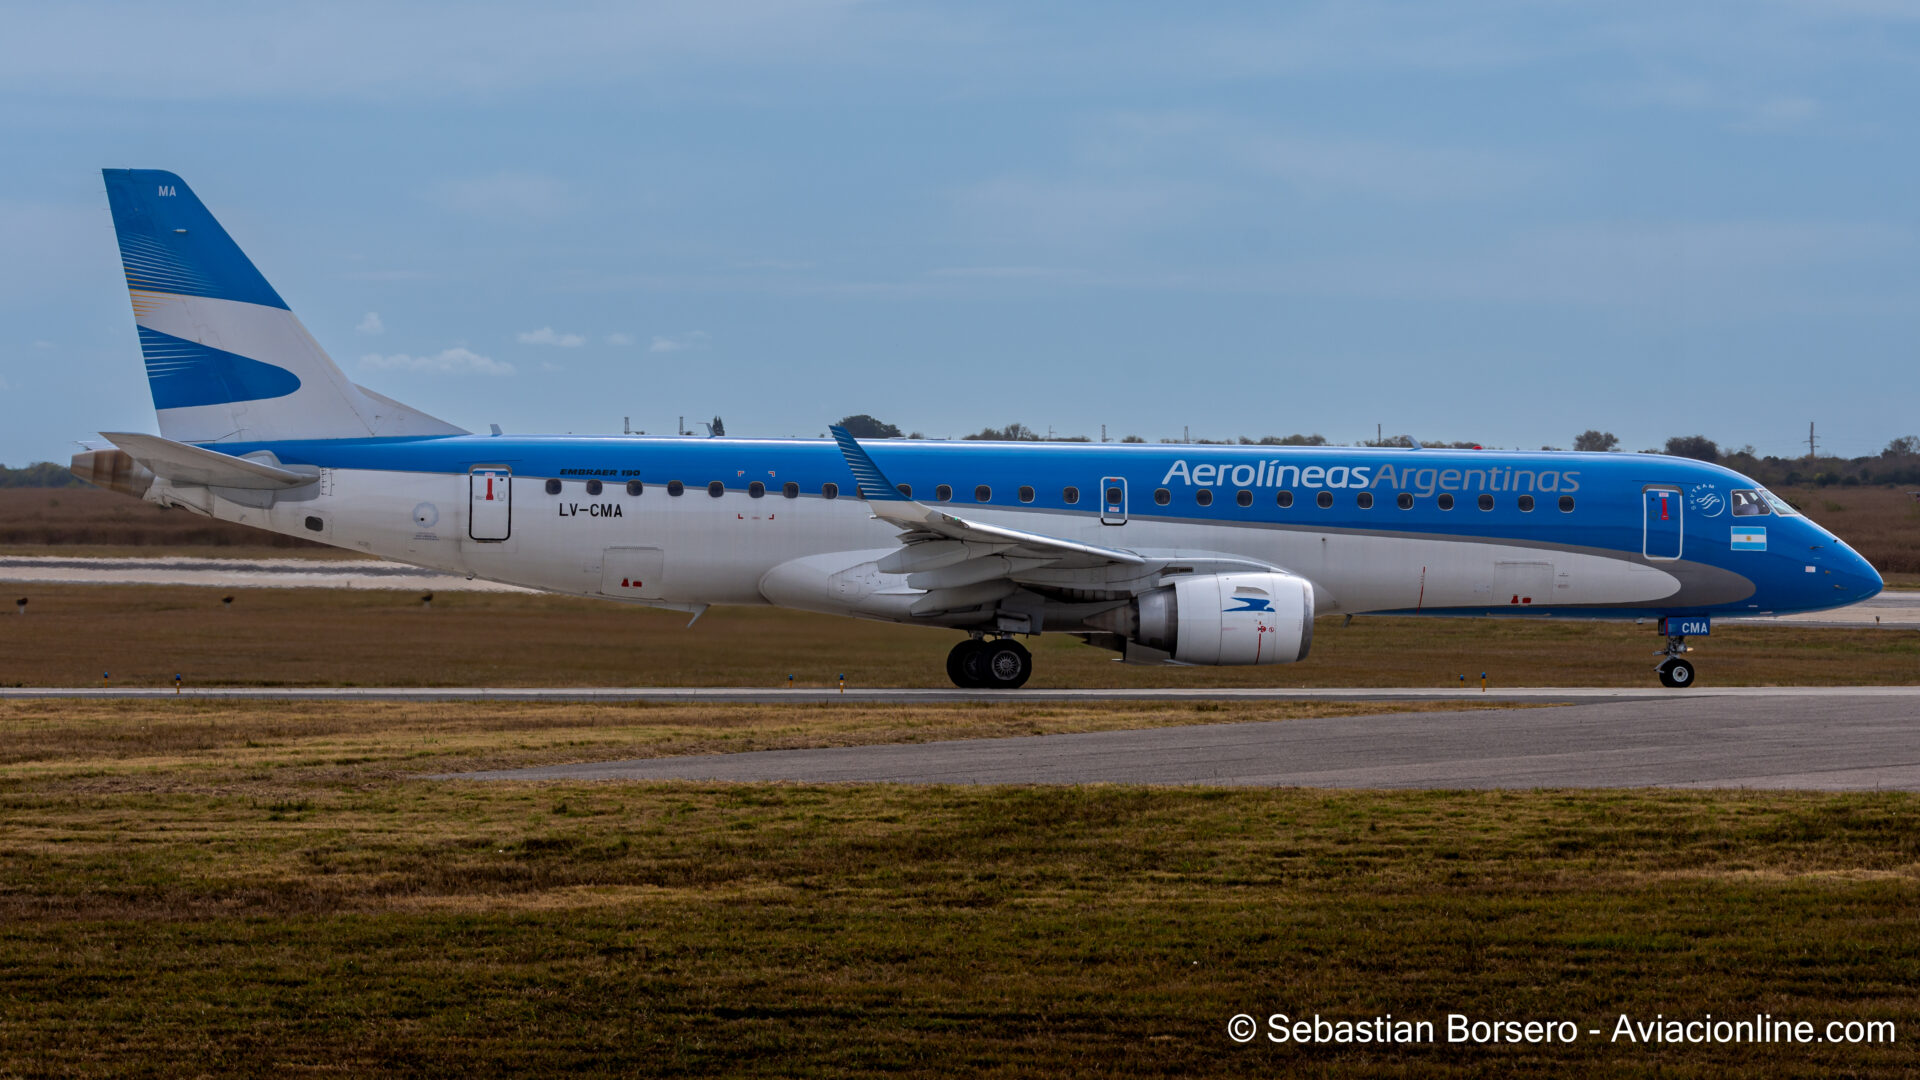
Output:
0,700,1914,1076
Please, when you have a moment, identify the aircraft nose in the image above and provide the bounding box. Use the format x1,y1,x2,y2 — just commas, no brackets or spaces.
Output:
1843,545,1884,601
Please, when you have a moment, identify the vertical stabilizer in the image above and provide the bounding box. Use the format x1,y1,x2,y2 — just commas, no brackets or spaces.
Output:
102,169,466,443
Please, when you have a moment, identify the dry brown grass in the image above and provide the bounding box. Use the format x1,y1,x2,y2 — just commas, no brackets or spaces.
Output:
0,487,334,552
0,697,1521,791
1777,484,1920,574
0,696,1912,1076
0,583,1912,688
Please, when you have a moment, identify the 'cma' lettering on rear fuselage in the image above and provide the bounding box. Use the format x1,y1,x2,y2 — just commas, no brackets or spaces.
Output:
1159,459,1581,496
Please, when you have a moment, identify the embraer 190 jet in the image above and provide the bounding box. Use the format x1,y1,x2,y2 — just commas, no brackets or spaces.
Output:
73,171,1883,689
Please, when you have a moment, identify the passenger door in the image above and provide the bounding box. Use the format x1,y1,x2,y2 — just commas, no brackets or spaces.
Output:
1100,476,1128,526
469,466,512,542
1643,485,1682,560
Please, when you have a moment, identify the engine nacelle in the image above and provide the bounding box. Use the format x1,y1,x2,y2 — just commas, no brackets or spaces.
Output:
1092,572,1315,665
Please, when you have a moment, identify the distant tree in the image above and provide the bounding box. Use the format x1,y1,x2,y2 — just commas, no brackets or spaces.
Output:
1664,435,1720,462
1884,435,1920,457
964,423,1041,441
1254,434,1327,446
1540,445,1563,451
835,414,902,439
1573,430,1619,452
0,462,87,488
1120,435,1145,443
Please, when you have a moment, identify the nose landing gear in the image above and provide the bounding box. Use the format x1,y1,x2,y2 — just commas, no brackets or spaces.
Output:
1655,632,1696,689
946,635,1033,689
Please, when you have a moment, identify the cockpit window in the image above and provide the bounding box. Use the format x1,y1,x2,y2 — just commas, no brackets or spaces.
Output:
1730,489,1770,517
1762,489,1799,516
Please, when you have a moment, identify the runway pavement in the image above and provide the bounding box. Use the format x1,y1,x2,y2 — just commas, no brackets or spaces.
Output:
452,689,1920,790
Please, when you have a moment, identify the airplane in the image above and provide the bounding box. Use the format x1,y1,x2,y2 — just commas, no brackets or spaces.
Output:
71,170,1884,689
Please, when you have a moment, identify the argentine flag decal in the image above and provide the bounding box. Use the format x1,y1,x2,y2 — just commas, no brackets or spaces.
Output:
1730,527,1767,551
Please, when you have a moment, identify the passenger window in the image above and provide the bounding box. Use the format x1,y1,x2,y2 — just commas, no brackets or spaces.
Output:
1517,494,1534,512
822,482,839,499
1356,492,1373,509
1154,488,1171,506
627,479,644,496
975,485,992,502
1276,490,1293,508
1018,486,1035,503
1730,490,1770,517
1477,493,1494,511
1396,493,1413,510
1064,486,1080,505
897,484,912,498
1105,486,1123,505
585,479,602,496
936,484,953,502
667,480,685,497
545,478,562,495
1558,495,1575,512
1236,489,1253,507
708,481,725,498
1196,489,1213,507
749,481,765,498
782,482,798,499
1315,491,1333,509
1438,493,1455,510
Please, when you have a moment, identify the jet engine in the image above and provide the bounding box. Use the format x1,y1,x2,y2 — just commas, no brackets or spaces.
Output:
1086,572,1315,665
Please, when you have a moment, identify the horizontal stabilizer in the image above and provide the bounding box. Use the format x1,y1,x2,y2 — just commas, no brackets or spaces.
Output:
100,431,314,490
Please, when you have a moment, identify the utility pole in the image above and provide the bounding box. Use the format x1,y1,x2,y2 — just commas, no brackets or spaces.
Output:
1808,421,1818,458
623,416,630,435
1100,424,1107,443
1377,423,1382,446
1183,424,1190,443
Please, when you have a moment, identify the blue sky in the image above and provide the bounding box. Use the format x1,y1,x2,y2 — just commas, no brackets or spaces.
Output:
3,1,1916,463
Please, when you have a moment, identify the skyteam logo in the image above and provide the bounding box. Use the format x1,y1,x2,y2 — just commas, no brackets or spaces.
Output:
1689,482,1726,518
1225,596,1274,613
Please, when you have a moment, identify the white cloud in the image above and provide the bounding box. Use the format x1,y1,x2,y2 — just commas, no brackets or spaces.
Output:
650,331,711,353
605,332,635,346
359,347,513,376
355,311,384,335
517,326,587,347
31,339,54,348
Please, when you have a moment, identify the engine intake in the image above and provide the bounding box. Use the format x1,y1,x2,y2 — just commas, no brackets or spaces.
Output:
1089,572,1315,665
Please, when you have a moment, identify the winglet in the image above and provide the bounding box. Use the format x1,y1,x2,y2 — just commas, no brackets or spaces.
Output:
829,425,906,502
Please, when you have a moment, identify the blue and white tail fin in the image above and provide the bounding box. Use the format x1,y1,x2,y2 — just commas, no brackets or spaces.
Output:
103,169,465,444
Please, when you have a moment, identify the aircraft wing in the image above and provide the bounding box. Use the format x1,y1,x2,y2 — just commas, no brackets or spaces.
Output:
830,426,1144,567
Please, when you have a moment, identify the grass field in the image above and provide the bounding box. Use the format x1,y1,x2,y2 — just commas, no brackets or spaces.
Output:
0,583,1915,688
0,699,1913,1077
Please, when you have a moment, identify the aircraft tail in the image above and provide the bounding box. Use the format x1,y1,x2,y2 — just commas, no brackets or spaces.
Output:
102,169,465,444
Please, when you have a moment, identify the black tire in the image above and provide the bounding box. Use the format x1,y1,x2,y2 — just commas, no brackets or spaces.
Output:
978,639,1032,689
946,640,983,688
1659,658,1696,689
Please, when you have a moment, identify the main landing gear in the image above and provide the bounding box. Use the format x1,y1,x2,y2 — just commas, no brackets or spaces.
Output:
1656,633,1696,689
947,636,1033,689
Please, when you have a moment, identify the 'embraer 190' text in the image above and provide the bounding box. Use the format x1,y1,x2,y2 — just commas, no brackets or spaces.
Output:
1159,460,1580,495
